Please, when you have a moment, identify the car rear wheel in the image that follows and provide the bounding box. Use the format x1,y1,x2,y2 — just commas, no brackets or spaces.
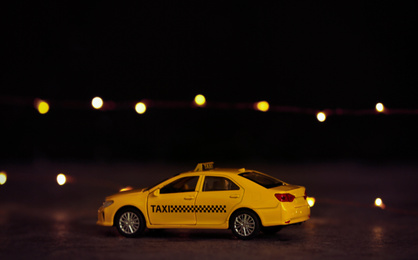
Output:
230,210,260,240
115,208,145,238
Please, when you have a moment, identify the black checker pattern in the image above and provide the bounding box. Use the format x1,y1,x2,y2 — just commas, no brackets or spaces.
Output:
169,205,226,213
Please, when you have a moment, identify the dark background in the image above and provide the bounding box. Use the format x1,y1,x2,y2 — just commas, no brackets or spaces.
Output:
2,3,418,259
1,1,418,163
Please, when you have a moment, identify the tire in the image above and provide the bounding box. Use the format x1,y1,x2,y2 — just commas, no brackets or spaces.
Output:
262,226,283,235
230,210,260,240
115,208,145,238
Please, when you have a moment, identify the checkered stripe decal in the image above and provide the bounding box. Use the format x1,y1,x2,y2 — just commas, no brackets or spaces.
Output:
170,205,226,213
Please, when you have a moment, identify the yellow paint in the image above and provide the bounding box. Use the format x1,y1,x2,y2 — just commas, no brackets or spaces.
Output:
97,163,310,231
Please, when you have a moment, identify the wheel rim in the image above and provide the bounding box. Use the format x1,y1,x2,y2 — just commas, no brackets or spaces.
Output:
233,213,255,237
119,211,140,234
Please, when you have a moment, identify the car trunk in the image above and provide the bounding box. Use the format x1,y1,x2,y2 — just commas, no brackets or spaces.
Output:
270,184,307,206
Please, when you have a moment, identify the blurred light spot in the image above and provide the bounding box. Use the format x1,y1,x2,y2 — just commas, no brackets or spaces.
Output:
57,174,66,186
255,101,269,112
376,103,385,113
194,94,206,106
53,211,69,240
120,186,133,192
35,99,50,114
375,197,385,209
0,172,7,185
307,197,316,207
317,112,326,122
92,97,103,109
135,102,147,114
371,226,384,248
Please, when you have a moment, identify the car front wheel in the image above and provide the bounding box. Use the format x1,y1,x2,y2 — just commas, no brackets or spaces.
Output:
230,210,260,240
115,208,145,238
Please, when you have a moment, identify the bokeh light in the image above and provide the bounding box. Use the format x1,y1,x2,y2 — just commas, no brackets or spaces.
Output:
317,112,326,122
376,103,385,113
0,172,7,185
92,97,103,109
57,173,66,186
374,197,385,209
35,99,50,114
255,101,269,112
120,186,133,192
194,94,206,106
307,197,316,207
135,102,147,114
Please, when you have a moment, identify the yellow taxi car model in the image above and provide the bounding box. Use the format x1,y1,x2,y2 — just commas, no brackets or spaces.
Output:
97,162,310,240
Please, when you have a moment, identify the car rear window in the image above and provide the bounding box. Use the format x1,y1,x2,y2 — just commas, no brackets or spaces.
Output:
239,171,284,188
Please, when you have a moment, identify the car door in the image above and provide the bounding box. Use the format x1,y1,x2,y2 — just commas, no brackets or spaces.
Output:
195,176,244,225
147,176,200,225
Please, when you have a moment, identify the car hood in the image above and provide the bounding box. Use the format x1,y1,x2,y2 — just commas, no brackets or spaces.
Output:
106,188,147,199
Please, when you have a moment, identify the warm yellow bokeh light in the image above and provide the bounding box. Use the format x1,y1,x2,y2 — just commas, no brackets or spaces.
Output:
255,101,269,112
0,172,7,185
376,103,385,113
135,102,147,114
120,186,133,192
317,112,326,122
57,173,66,186
36,100,50,114
374,197,385,209
307,197,316,207
194,94,206,106
92,97,104,109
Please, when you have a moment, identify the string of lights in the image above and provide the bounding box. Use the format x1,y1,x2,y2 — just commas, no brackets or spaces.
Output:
1,95,418,122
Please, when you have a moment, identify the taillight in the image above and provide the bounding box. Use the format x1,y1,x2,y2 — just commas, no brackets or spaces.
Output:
275,193,295,202
304,190,307,200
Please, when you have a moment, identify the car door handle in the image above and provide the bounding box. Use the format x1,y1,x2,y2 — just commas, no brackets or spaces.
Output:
184,197,194,200
230,195,240,198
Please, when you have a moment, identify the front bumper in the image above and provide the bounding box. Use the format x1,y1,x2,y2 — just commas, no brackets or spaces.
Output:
97,206,114,226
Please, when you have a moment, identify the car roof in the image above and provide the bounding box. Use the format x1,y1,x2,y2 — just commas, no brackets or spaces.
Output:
179,167,248,177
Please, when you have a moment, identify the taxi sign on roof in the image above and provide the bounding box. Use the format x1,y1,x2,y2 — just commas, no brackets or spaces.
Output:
194,162,214,172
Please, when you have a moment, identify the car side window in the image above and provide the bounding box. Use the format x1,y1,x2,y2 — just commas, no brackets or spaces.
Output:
203,176,239,191
160,176,199,194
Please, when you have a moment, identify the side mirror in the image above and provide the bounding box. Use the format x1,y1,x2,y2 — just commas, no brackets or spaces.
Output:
153,189,160,197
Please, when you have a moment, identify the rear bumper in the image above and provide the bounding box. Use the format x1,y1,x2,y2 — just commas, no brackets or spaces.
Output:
284,204,311,224
256,203,310,227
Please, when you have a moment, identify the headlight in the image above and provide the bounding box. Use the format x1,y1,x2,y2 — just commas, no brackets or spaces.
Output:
102,200,114,208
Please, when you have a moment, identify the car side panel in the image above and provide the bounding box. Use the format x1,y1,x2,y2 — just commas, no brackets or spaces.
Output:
147,191,198,225
195,189,244,225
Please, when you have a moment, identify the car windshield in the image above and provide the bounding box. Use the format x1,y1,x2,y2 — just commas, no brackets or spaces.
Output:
239,171,284,188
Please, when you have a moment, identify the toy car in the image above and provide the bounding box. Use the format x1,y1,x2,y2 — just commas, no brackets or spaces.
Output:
97,162,310,239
